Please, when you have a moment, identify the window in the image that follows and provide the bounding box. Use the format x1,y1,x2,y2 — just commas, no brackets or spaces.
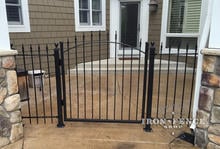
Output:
6,0,30,32
161,0,202,52
6,0,22,24
74,0,106,31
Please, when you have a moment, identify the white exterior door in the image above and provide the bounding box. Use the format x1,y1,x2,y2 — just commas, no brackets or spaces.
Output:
110,0,149,58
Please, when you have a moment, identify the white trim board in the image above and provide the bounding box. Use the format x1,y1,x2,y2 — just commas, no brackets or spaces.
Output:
191,0,213,130
0,0,10,50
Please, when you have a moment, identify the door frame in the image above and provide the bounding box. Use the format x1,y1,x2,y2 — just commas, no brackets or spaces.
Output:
110,0,149,58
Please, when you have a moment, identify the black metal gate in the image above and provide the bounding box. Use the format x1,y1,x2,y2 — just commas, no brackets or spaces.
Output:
54,32,153,130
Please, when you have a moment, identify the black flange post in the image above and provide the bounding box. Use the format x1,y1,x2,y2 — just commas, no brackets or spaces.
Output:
141,42,149,120
54,44,65,128
144,42,156,132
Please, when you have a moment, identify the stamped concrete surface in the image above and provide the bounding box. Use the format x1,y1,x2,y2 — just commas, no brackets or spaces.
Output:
1,139,23,149
21,123,198,149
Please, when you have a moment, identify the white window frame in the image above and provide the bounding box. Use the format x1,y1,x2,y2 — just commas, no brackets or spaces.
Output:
160,0,205,53
7,0,30,32
74,0,106,32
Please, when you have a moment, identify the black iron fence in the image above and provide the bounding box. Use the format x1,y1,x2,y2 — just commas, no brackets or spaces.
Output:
14,31,197,131
150,44,197,125
15,45,58,124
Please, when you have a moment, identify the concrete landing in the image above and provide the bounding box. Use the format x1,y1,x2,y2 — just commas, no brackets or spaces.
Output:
22,123,198,149
70,58,194,74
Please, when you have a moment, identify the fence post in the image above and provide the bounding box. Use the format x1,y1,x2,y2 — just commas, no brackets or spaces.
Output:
141,42,149,121
54,44,65,128
144,42,155,132
59,42,67,119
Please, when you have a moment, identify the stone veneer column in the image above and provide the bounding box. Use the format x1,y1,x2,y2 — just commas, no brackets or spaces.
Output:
0,50,23,148
195,49,220,149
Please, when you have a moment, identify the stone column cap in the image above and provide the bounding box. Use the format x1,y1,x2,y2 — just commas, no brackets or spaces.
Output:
201,48,220,56
0,50,18,56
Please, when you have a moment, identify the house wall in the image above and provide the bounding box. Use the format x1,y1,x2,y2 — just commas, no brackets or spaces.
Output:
148,0,163,50
10,0,110,48
10,0,73,48
10,0,110,72
10,0,164,56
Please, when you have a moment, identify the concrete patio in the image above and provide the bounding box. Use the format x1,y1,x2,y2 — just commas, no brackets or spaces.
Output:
3,122,198,149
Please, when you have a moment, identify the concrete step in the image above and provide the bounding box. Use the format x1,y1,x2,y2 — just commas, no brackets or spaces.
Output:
69,58,194,74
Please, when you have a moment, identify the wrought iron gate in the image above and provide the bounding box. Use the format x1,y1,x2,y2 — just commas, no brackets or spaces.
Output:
54,32,153,130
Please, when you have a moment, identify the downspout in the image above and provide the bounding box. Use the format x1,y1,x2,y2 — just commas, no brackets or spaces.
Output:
190,0,213,130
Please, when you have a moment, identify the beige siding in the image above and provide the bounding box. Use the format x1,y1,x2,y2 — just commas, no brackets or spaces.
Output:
148,0,163,50
10,0,110,49
11,0,74,48
11,0,110,73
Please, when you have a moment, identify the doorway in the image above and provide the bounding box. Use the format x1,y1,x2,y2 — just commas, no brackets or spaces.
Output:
120,2,140,48
110,0,149,58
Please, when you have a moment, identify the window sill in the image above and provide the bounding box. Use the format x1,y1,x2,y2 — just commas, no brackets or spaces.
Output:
160,48,197,55
75,25,106,32
8,24,30,32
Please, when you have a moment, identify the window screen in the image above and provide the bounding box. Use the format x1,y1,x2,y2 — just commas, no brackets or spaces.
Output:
166,0,202,48
167,0,201,33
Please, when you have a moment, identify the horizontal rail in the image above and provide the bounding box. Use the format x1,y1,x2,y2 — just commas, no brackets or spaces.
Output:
64,118,141,124
17,53,54,57
65,41,145,54
22,116,58,119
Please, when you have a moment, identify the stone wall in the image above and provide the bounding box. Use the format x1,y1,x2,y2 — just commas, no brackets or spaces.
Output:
0,51,23,148
195,49,220,148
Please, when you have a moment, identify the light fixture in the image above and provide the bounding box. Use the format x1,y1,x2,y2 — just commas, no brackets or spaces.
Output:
149,0,158,12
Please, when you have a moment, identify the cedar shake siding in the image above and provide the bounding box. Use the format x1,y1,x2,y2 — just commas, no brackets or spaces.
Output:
148,0,163,50
10,0,110,47
11,0,110,72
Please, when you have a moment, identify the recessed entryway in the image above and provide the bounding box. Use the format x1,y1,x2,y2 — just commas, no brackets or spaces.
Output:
110,0,149,58
120,2,140,48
